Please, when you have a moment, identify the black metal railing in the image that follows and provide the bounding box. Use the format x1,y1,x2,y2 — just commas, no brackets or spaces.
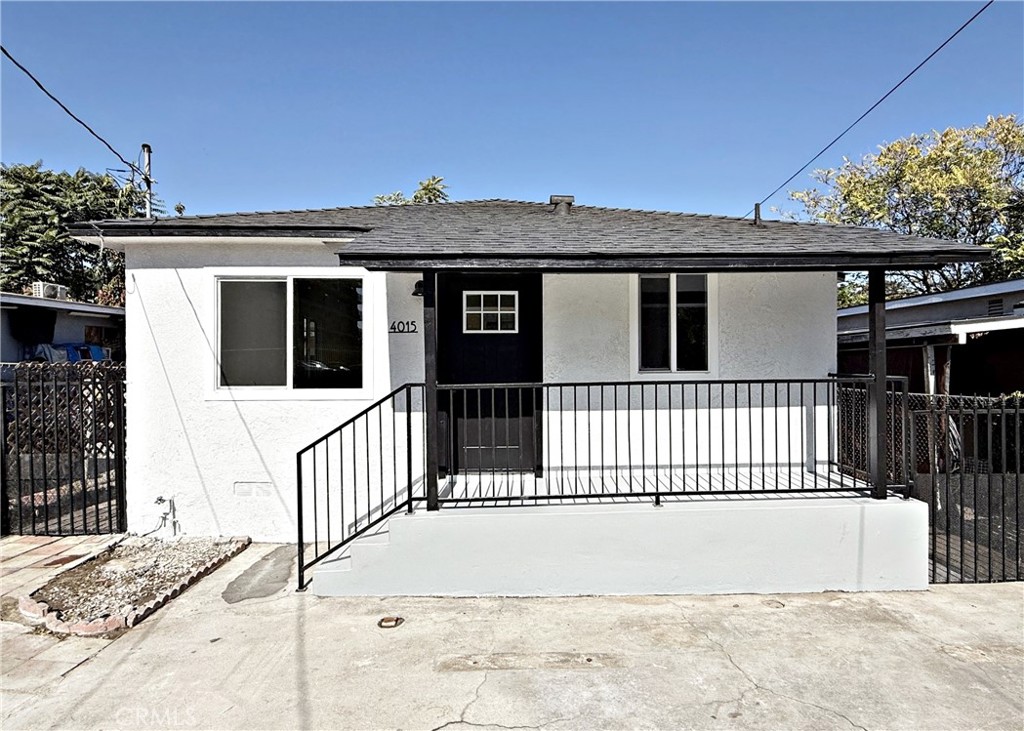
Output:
436,376,895,504
1,361,127,536
296,384,425,590
906,392,1022,583
296,376,918,586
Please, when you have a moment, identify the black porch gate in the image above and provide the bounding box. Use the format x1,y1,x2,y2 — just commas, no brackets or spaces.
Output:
1,361,127,536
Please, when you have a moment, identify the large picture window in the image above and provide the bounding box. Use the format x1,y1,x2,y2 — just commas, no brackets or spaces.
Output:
218,277,363,389
638,274,708,372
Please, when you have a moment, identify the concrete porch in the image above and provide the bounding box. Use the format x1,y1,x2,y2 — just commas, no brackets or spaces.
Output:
310,495,929,597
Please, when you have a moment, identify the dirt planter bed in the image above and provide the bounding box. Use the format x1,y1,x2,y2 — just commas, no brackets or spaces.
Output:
19,535,250,636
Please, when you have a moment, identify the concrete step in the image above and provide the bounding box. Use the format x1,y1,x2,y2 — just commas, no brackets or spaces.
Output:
311,523,393,581
317,553,352,573
354,528,391,546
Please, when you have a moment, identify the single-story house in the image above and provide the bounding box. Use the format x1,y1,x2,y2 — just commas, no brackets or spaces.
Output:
0,289,125,363
70,197,987,596
838,278,1024,396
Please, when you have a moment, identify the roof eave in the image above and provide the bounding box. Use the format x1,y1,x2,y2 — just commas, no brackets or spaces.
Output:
334,250,989,272
0,292,125,316
68,222,370,238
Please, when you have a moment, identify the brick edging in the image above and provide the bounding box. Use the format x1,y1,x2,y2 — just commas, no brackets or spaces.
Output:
18,536,251,637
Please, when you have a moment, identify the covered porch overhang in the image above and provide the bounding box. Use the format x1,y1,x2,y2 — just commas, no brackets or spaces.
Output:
336,248,988,513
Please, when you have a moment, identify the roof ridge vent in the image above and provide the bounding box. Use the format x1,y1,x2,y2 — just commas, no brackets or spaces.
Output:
550,195,574,215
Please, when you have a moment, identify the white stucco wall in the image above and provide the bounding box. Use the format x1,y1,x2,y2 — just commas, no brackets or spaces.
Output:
538,272,838,471
123,244,432,541
542,274,631,382
717,272,837,379
385,272,426,387
543,271,836,382
126,255,838,543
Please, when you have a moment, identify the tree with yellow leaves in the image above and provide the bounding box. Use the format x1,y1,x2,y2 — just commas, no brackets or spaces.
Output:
790,115,1023,305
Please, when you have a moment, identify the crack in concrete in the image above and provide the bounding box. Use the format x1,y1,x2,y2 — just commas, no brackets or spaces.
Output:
427,670,491,731
429,625,495,731
430,599,577,731
431,716,574,731
667,599,869,731
432,668,567,731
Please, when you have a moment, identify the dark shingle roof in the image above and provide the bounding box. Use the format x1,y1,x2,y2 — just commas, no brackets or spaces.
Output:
69,199,989,271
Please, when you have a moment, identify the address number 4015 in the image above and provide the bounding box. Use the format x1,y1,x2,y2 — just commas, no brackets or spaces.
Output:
389,320,418,334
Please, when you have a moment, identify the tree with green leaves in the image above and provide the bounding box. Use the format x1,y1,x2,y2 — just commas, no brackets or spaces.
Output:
0,162,159,305
789,115,1024,305
373,175,450,206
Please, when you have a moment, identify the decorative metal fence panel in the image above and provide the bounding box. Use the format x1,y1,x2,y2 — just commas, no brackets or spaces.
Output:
836,378,911,490
1,361,126,536
905,393,1022,583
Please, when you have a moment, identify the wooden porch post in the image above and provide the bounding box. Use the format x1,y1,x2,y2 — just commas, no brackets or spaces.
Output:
867,268,888,499
422,270,440,511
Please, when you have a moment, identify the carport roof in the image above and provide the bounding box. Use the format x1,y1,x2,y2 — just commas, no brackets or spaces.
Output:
69,199,989,271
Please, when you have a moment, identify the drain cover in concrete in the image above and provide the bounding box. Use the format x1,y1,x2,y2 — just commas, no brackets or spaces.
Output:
222,545,293,604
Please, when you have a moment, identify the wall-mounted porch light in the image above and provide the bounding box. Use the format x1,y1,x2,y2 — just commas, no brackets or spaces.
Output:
412,280,424,297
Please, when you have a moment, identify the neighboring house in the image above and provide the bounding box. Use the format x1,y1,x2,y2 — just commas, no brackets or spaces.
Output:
69,197,986,596
837,279,1024,396
0,289,125,363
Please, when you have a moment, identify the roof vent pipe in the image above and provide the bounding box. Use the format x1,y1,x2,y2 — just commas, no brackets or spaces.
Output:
550,195,574,215
753,203,762,226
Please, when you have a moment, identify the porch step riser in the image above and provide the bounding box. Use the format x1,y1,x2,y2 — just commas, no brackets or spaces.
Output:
310,498,928,596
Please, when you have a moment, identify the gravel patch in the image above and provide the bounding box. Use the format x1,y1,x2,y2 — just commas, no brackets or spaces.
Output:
33,536,239,625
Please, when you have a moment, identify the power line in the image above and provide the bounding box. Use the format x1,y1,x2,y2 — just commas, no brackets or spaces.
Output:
1,44,146,180
743,0,995,219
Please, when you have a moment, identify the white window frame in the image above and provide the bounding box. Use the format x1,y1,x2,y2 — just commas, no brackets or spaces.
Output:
462,290,519,334
629,273,719,379
206,267,375,401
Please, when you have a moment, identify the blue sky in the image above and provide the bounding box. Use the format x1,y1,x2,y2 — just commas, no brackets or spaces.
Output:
2,1,1022,218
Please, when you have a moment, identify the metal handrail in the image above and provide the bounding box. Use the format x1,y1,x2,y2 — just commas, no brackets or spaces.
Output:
296,383,426,590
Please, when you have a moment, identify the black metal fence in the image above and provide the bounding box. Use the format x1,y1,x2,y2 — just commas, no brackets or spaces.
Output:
437,377,883,503
905,393,1022,583
1,361,127,536
296,383,425,589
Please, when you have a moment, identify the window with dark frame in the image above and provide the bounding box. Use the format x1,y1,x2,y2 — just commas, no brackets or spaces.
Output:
218,278,363,389
639,274,708,372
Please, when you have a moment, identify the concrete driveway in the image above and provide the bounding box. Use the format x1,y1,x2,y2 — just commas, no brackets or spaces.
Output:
2,543,1022,730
